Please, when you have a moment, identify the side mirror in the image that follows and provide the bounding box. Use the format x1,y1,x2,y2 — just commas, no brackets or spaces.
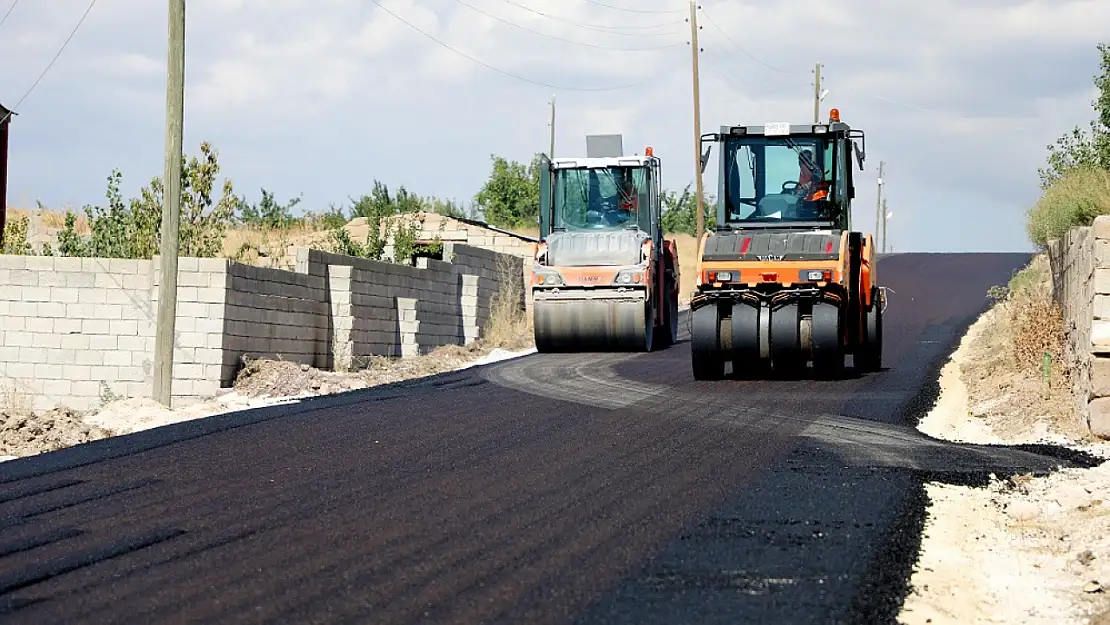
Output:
852,141,865,170
700,145,713,174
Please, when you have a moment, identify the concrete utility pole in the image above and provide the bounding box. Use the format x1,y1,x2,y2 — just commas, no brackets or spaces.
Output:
548,95,556,158
812,63,823,123
689,0,705,242
874,160,884,241
153,0,186,407
882,198,889,254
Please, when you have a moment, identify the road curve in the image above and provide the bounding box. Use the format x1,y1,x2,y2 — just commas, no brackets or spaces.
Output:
0,252,1097,624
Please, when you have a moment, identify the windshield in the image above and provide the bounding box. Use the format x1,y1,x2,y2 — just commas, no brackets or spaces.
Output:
721,136,842,225
552,165,651,232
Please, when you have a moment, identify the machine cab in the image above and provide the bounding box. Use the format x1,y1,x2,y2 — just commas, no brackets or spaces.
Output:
700,110,866,233
537,137,664,249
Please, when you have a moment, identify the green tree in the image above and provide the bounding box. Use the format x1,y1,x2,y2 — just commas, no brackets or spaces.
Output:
57,142,238,259
660,183,717,235
237,188,302,229
1039,43,1110,188
473,154,541,228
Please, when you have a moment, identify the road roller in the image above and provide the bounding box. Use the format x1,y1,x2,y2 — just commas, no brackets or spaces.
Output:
530,134,680,352
689,109,883,379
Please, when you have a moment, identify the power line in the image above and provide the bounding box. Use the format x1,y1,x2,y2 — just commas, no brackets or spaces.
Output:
580,0,687,14
0,0,97,126
366,0,661,92
448,0,685,52
496,0,682,34
697,5,788,74
0,0,20,29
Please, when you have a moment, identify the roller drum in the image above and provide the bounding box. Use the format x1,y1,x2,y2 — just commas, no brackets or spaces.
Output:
533,298,653,352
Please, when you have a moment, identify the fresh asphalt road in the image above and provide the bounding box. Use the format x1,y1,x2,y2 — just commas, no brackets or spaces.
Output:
0,252,1100,624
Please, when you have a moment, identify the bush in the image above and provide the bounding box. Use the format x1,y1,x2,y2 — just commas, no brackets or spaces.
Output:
1026,167,1110,247
57,142,238,259
1,215,31,255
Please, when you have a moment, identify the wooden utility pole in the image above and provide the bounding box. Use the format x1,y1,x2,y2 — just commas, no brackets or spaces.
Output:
548,96,556,158
153,0,186,406
689,0,705,242
881,198,888,254
874,160,884,240
812,63,823,123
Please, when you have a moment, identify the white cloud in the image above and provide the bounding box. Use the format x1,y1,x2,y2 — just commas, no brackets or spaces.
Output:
0,0,1105,251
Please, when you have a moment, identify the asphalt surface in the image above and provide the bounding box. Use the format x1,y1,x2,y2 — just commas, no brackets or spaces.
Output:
0,252,1101,624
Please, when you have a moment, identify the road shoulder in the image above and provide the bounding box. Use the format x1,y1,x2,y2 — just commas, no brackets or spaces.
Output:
898,258,1110,625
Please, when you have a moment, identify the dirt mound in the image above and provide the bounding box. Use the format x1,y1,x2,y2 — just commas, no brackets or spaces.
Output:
232,347,488,398
1,407,114,458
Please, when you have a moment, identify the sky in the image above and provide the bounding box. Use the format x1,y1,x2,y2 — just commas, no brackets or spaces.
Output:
0,0,1106,253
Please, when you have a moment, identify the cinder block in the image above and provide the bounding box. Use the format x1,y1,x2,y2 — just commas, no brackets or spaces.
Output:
70,381,101,398
77,289,108,305
54,318,82,334
89,334,118,351
33,363,64,379
60,334,91,350
1094,320,1110,353
63,364,93,381
37,302,66,318
49,287,80,304
103,350,133,366
21,286,50,302
74,350,103,366
23,257,54,271
26,317,54,333
1087,397,1110,439
0,256,25,270
89,366,120,382
7,270,35,287
82,318,111,334
110,319,139,336
32,333,62,349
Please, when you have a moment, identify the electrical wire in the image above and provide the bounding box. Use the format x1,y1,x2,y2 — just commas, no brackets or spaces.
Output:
579,0,686,14
496,0,682,34
448,0,685,52
0,0,97,126
698,5,788,74
0,0,19,29
366,0,662,92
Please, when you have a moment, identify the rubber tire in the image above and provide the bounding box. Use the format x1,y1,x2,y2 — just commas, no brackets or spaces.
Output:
857,290,883,373
654,276,679,348
811,301,844,379
691,303,725,380
770,302,804,374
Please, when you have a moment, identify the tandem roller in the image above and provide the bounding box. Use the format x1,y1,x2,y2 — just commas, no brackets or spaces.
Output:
529,135,680,353
689,108,884,379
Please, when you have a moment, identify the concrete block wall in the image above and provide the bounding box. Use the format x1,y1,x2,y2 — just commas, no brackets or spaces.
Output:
297,245,523,370
0,256,155,410
221,261,330,374
0,256,234,410
1049,216,1109,438
1,242,526,410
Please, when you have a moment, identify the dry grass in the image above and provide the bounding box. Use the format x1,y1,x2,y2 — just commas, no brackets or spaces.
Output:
960,254,1087,440
478,254,533,350
1027,167,1110,247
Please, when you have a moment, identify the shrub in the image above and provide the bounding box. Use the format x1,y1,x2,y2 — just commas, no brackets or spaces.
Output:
1026,167,1110,247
